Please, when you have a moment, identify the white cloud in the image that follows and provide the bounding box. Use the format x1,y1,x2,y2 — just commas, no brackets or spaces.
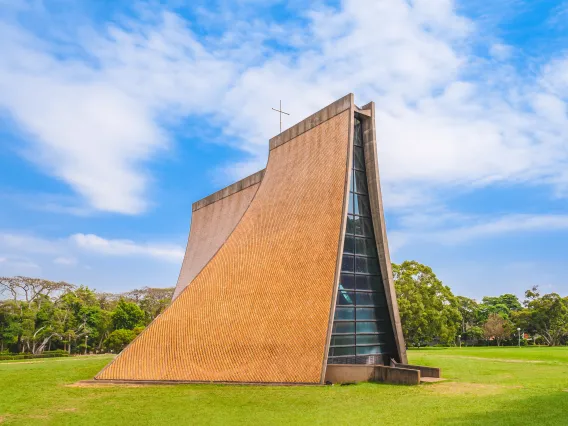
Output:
53,256,77,266
0,256,40,271
70,233,184,262
390,213,568,251
0,9,234,214
489,43,512,60
0,232,62,254
0,231,184,265
0,0,567,215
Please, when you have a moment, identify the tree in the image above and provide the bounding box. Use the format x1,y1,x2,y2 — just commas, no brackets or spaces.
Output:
104,329,136,353
464,326,484,345
483,313,513,346
111,299,145,330
515,287,568,346
0,276,73,308
0,301,22,352
0,276,175,355
122,287,174,323
393,261,462,346
477,303,511,323
456,296,479,333
482,294,522,312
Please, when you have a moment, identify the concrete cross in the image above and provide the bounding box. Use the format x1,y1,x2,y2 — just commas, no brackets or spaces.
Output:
272,100,290,133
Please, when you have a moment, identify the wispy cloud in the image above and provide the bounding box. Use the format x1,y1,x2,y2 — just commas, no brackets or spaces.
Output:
1,0,567,215
0,231,184,265
53,256,77,266
390,213,568,252
0,256,40,271
70,233,184,262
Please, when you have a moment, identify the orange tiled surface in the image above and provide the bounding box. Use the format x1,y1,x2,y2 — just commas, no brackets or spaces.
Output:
96,110,350,383
172,183,260,300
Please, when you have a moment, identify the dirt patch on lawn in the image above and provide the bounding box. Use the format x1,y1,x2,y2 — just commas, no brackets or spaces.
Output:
435,355,545,364
426,382,521,396
67,382,145,388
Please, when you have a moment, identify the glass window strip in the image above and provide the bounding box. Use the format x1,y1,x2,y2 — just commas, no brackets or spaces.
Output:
330,117,396,364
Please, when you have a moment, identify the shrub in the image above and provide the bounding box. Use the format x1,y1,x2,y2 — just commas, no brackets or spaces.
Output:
43,349,69,355
0,353,70,361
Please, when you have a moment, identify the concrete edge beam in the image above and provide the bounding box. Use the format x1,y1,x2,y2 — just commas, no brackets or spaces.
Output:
192,169,266,212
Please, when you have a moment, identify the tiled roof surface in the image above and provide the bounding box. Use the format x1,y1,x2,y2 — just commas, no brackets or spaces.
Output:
96,110,350,383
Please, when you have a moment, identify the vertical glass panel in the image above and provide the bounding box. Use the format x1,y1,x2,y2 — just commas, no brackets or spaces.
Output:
329,119,397,364
331,335,355,346
331,346,356,356
356,346,382,355
346,215,355,235
355,237,377,257
353,217,374,237
337,290,355,305
356,308,378,320
356,292,382,306
352,216,362,236
333,322,355,334
347,192,354,214
341,255,354,272
355,257,380,275
353,170,368,194
351,170,355,193
353,146,365,170
356,275,382,291
353,194,371,217
356,322,379,334
357,334,387,345
343,235,355,254
334,307,355,320
339,273,355,290
354,119,363,146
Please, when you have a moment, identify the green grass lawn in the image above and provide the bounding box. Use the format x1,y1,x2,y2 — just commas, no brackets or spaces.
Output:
1,347,567,425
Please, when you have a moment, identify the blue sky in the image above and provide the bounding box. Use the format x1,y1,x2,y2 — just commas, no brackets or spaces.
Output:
1,0,568,300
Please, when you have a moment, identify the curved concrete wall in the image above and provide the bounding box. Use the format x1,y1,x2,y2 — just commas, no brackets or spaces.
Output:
172,180,261,301
96,108,351,383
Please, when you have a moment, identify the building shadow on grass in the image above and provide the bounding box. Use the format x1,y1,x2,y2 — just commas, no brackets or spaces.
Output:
439,390,568,425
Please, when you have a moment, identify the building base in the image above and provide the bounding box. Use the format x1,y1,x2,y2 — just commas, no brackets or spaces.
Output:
325,362,442,386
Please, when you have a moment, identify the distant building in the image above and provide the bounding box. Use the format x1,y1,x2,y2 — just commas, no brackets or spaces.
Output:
96,94,408,384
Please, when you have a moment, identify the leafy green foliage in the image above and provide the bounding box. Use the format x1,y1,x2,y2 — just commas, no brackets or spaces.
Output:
393,261,462,346
112,299,146,330
1,261,567,355
0,277,173,354
104,329,137,353
482,294,522,312
513,287,568,346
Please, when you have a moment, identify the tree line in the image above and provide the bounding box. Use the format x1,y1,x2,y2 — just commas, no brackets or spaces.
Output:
394,261,568,347
0,276,173,354
2,260,568,355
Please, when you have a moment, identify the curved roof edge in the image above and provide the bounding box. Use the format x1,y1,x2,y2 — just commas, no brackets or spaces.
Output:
192,169,265,212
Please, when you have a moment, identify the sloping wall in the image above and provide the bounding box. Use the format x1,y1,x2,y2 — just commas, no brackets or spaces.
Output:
172,171,264,301
96,104,351,383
